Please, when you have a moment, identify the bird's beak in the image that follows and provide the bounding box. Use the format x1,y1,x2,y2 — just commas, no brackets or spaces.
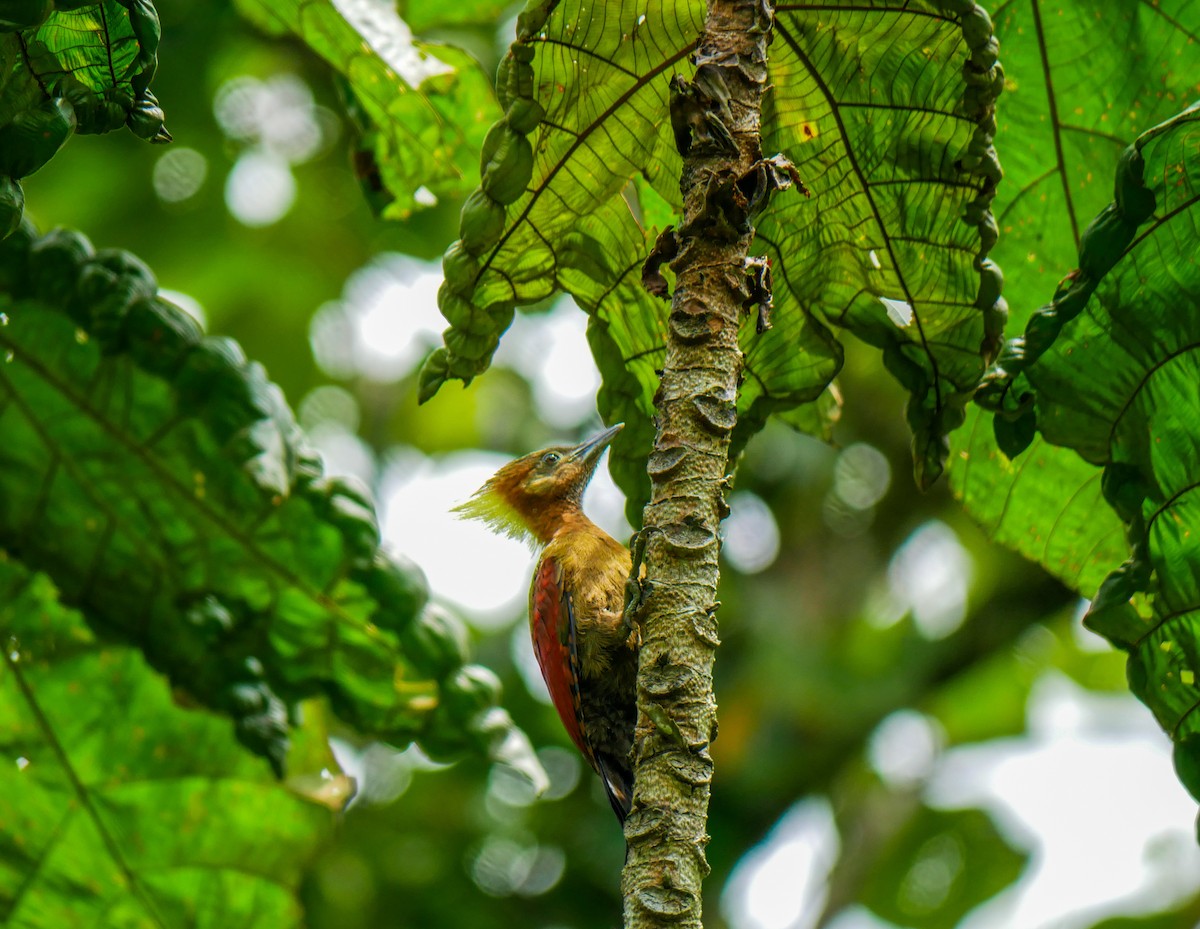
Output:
567,423,624,472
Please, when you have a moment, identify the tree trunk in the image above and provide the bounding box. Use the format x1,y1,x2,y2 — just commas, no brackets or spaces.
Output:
621,1,776,926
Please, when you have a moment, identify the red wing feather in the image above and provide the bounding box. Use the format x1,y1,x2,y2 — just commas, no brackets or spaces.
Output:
531,556,593,766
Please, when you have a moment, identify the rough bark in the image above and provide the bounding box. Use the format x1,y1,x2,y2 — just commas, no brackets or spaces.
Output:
621,2,777,927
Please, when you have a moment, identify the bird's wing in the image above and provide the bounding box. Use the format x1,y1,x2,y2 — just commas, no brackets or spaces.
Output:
532,555,633,823
531,555,594,766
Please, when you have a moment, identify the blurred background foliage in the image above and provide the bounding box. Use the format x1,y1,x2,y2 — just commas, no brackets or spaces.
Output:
11,1,1200,928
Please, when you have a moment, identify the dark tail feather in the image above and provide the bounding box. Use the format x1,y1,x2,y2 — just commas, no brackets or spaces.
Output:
596,754,632,824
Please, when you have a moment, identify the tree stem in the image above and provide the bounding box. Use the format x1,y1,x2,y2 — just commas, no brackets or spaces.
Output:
622,1,774,926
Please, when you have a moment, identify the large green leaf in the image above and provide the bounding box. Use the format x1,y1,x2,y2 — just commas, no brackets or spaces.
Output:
984,104,1200,802
419,0,1002,518
984,0,1200,327
0,0,168,235
235,0,501,219
949,1,1200,595
0,559,335,928
0,222,545,789
757,2,1004,489
952,422,1127,598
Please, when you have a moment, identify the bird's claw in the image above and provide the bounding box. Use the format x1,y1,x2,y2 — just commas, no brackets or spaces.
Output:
621,528,655,645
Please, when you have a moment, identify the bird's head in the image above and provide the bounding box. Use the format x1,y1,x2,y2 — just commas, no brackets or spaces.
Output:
455,424,623,546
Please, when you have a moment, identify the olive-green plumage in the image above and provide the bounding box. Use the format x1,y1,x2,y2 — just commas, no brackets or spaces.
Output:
456,424,636,821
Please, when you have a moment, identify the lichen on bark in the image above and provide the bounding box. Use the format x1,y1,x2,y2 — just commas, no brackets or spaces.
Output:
622,1,785,926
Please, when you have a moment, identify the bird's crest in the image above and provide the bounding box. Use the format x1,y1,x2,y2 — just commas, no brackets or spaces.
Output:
453,468,538,547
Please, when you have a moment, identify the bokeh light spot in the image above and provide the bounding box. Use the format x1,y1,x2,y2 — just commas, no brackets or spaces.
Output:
722,799,840,929
214,73,335,163
225,150,296,226
470,837,536,897
380,450,531,625
488,763,539,809
309,424,375,485
868,709,944,788
881,520,973,639
516,846,566,897
537,746,582,801
834,443,891,510
310,255,444,383
898,833,964,916
152,147,207,203
493,300,602,428
299,385,361,433
722,491,781,574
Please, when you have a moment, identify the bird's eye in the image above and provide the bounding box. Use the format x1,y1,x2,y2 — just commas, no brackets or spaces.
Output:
541,452,561,466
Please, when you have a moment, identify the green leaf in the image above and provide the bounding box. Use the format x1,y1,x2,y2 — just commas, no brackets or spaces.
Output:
757,1,1004,489
950,0,1200,591
952,412,1128,599
0,559,335,927
0,222,545,790
235,0,501,218
1087,895,1200,929
1008,104,1200,800
421,0,1002,518
988,0,1200,334
399,0,511,33
0,0,168,233
860,807,1027,929
0,0,165,139
777,384,842,444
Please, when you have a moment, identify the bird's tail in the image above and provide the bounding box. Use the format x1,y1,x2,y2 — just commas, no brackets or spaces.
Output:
597,754,633,824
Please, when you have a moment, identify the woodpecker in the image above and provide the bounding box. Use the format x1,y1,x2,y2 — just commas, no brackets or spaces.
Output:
456,424,636,822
